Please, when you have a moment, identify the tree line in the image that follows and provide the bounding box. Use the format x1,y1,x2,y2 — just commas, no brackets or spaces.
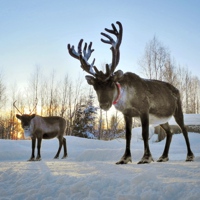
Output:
0,36,199,139
0,67,124,139
139,36,200,114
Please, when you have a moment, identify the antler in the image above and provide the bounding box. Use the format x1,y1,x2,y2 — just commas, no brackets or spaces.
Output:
13,100,23,115
68,39,96,76
67,21,123,82
101,21,123,75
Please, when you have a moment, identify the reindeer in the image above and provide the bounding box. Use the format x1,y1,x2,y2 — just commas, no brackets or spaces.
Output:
14,101,67,161
68,21,194,164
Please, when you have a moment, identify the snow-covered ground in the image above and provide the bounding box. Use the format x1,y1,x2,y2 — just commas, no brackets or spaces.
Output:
0,131,200,200
169,114,200,125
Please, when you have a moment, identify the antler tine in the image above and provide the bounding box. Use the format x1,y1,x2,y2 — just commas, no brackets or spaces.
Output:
67,39,83,60
101,21,123,75
13,100,23,115
68,39,96,76
92,64,111,82
83,42,93,60
79,42,96,76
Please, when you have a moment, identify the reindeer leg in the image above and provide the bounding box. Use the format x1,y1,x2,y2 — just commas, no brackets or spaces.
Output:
54,137,63,159
116,115,132,164
174,107,194,161
36,138,42,161
28,138,36,161
157,123,172,162
62,137,67,159
138,113,154,164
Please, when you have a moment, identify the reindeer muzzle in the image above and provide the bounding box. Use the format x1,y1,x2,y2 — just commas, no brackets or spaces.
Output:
100,102,111,111
23,126,31,139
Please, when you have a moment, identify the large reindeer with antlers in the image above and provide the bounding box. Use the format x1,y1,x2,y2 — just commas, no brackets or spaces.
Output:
68,21,194,164
14,101,67,161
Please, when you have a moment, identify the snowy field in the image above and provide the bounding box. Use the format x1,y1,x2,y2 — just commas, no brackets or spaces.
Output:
0,131,200,200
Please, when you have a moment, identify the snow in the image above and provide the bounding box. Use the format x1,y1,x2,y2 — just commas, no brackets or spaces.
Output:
169,114,200,125
132,126,156,141
1,132,200,200
83,131,96,139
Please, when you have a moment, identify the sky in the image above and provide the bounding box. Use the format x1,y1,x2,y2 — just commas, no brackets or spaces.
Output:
1,0,200,88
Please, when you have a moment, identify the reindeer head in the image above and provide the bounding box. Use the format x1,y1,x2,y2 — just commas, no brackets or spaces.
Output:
13,100,37,137
16,114,35,128
68,21,123,111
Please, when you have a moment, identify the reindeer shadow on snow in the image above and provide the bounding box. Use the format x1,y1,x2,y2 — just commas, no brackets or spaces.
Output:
68,21,194,164
14,101,67,161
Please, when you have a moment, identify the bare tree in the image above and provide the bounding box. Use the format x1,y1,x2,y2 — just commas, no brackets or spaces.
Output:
97,108,103,139
110,112,118,136
186,75,200,113
0,72,7,138
163,58,178,86
184,68,192,113
7,83,24,139
60,74,69,117
26,66,41,114
0,71,6,109
48,70,56,116
139,35,170,80
169,65,200,114
40,78,48,115
71,76,84,133
139,36,200,114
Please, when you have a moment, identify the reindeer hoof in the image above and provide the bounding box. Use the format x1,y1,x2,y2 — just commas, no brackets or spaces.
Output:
157,156,169,162
27,158,35,161
36,157,41,161
186,154,194,162
116,156,132,165
61,155,67,159
138,156,154,164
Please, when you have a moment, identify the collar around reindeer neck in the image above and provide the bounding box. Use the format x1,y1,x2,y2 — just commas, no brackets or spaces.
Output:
113,82,121,105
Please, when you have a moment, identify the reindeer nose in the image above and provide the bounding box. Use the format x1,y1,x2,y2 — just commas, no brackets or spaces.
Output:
24,126,29,131
100,102,110,111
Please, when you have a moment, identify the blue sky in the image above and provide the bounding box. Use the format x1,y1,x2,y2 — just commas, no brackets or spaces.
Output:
1,0,200,87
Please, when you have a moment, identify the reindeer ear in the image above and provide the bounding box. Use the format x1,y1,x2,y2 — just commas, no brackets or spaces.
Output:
85,75,96,85
16,114,21,120
112,70,123,82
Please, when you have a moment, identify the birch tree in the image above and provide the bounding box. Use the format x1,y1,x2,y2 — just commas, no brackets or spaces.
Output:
0,72,6,109
139,36,170,80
